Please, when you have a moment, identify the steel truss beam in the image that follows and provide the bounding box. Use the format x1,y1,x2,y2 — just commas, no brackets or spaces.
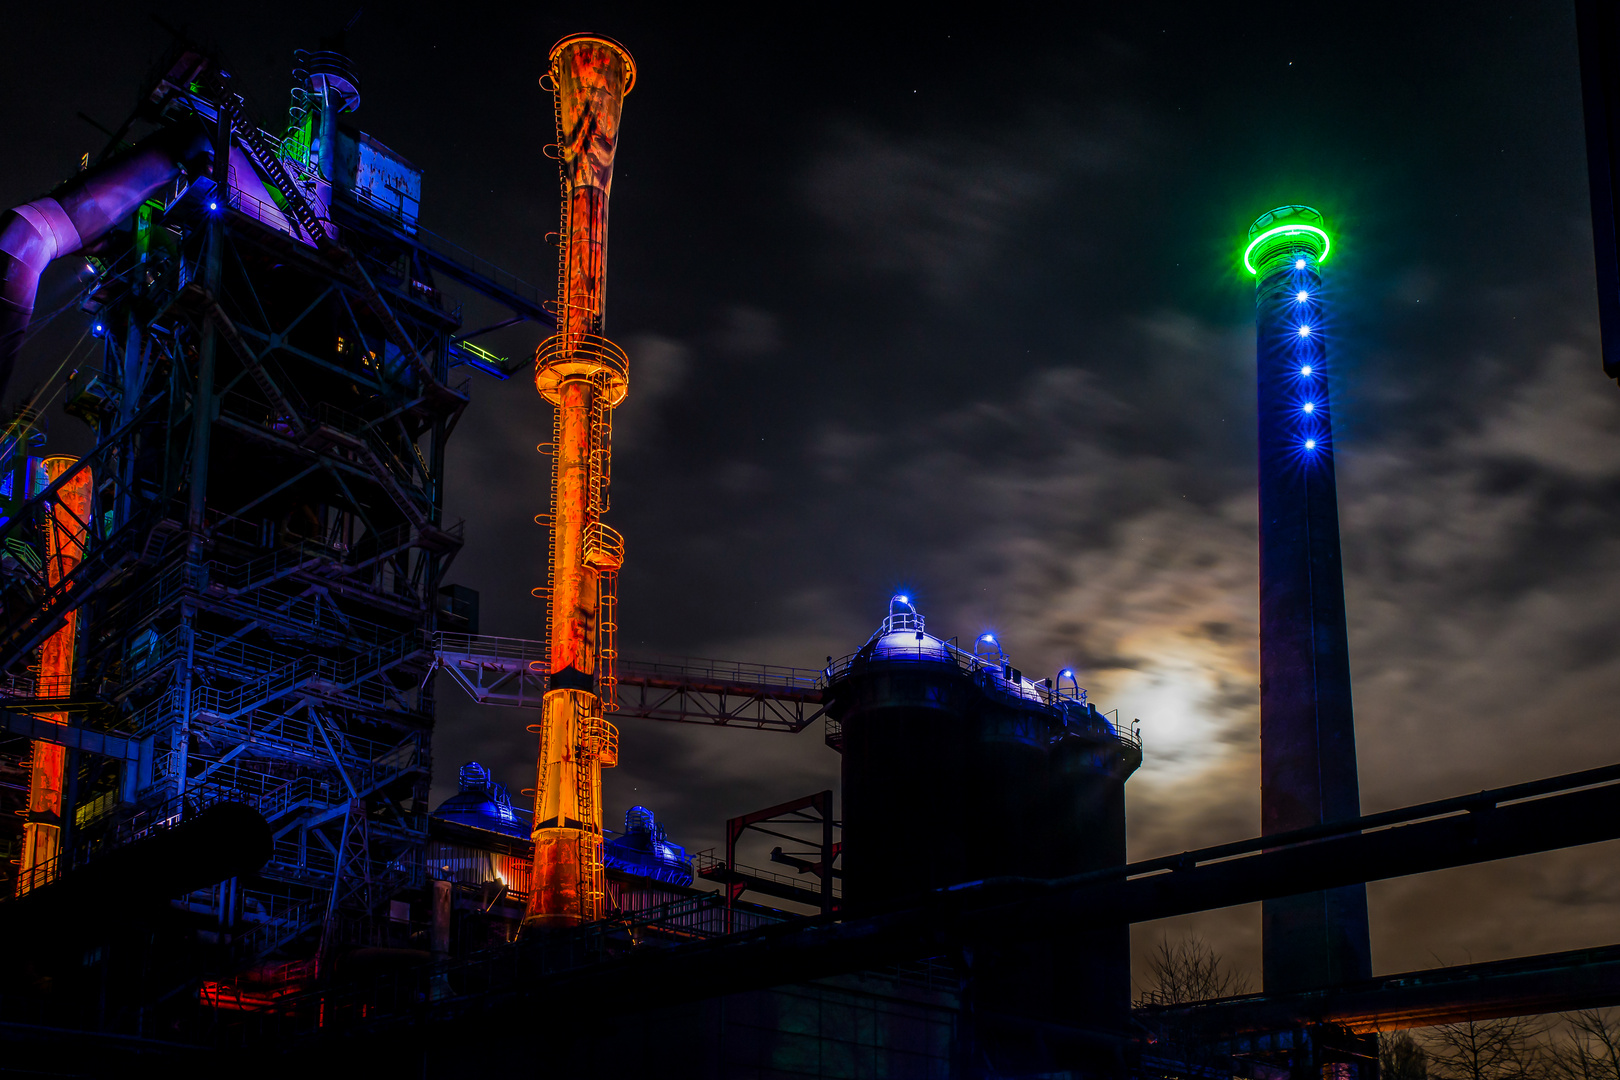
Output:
431,632,826,731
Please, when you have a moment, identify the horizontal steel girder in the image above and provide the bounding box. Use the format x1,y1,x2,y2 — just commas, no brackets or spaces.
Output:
432,633,826,732
1143,941,1620,1036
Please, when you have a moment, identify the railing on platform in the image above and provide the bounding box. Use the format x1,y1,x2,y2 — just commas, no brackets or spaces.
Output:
694,849,841,900
825,637,1142,752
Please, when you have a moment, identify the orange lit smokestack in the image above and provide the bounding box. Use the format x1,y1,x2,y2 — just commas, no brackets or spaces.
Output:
17,456,91,895
525,33,633,930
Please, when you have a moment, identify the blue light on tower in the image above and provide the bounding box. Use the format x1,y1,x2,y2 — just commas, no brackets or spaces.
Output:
1245,203,1371,991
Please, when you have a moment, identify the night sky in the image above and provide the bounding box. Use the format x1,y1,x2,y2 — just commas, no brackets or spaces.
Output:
1,2,1614,991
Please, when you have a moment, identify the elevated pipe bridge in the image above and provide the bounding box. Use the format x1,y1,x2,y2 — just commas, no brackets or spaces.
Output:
431,632,826,732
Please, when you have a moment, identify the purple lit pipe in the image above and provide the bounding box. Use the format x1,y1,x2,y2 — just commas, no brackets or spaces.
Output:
0,123,211,397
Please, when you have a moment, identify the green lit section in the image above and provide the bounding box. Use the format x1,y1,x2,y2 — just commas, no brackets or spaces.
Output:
457,340,508,368
1244,223,1332,275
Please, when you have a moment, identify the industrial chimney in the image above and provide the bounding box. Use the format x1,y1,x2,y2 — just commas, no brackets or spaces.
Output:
1245,206,1372,991
524,34,635,931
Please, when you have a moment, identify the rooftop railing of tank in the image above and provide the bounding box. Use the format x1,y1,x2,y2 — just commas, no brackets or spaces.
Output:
825,631,1143,751
827,635,1061,701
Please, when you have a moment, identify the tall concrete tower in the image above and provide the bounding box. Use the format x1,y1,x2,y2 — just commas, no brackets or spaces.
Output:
1246,206,1372,991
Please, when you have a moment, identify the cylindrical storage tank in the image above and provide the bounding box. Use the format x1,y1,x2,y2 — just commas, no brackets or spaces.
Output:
1044,703,1141,1031
831,638,973,906
828,600,1143,1072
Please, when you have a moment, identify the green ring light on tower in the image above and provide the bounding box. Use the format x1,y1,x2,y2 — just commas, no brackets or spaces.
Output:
1244,205,1332,275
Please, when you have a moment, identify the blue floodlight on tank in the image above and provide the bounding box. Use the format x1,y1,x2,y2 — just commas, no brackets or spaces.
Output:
430,761,528,838
603,806,693,887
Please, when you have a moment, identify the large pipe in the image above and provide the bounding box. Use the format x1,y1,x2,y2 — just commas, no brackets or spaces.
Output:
0,123,211,400
0,799,272,946
1245,206,1372,992
16,456,92,896
525,34,634,931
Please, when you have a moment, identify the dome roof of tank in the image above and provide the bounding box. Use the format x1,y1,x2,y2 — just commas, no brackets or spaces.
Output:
603,805,692,887
431,761,528,838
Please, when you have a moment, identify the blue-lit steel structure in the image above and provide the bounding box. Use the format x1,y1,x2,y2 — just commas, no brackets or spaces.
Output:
1248,206,1372,992
0,33,557,1013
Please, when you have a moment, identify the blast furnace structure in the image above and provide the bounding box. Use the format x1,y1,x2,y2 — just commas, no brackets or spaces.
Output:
0,29,559,1013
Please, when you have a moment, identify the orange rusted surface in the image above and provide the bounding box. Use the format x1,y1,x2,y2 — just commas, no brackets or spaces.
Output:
526,35,635,931
18,457,91,895
548,381,598,677
551,35,630,348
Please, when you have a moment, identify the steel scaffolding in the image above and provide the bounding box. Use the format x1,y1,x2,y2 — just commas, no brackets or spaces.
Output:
0,42,547,981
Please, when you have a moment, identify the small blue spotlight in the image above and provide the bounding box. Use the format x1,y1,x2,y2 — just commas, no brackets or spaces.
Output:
1304,439,1317,450
1297,325,1312,337
1296,290,1309,302
1295,258,1306,269
1300,365,1312,376
1301,402,1314,413
896,594,908,604
980,633,996,643
1060,669,1073,677
91,321,106,338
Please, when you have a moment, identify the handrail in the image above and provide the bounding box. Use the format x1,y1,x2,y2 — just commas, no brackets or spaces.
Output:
615,655,824,692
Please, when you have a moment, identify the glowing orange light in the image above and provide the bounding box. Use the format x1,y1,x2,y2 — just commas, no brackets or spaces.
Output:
17,457,91,896
524,34,635,931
